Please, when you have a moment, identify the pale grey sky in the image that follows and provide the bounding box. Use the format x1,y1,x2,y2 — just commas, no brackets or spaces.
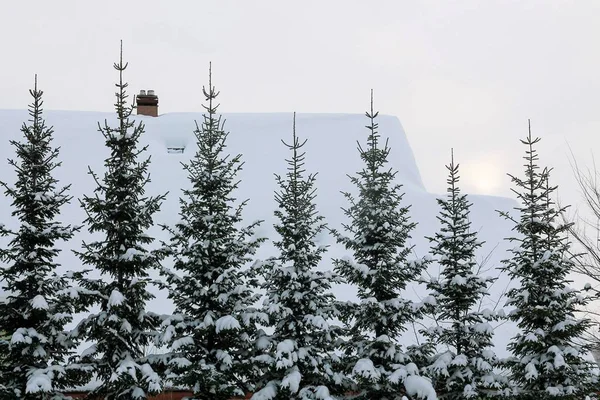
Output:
3,0,600,203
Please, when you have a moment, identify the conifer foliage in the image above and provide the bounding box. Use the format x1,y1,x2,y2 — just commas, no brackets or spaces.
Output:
332,92,433,400
423,151,500,399
252,113,342,400
73,43,167,399
160,64,264,399
500,122,597,399
0,77,84,398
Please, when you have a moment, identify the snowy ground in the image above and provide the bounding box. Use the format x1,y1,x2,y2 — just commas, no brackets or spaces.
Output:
0,110,518,356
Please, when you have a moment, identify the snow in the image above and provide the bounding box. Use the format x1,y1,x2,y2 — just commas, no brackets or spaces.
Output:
31,295,49,310
215,315,241,333
81,344,97,358
404,375,437,400
276,339,295,355
251,384,277,400
26,370,52,393
0,110,519,363
280,368,301,393
11,327,45,345
525,362,538,380
314,386,333,400
172,336,194,351
353,358,380,380
108,289,125,307
451,354,468,366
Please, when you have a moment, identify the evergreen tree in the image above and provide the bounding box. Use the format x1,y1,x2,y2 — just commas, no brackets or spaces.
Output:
160,64,264,399
332,92,434,400
499,122,597,399
73,43,167,399
0,77,85,399
423,150,501,399
251,113,343,400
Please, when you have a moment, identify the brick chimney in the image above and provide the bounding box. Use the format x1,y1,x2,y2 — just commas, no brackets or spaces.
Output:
136,89,158,117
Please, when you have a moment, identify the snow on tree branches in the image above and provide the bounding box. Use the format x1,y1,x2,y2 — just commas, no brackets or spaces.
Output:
422,150,503,399
251,113,343,400
499,121,597,399
331,92,434,400
160,64,265,400
0,76,86,399
73,43,167,399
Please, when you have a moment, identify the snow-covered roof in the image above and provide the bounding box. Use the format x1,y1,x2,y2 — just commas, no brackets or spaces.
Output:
0,109,518,356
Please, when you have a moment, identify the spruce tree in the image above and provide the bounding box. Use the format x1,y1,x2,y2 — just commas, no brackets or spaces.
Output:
332,92,433,400
499,122,597,399
251,113,343,400
160,64,264,399
423,151,501,399
73,43,167,399
0,77,85,399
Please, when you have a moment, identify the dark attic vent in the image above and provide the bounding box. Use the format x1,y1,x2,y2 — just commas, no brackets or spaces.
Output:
167,147,185,154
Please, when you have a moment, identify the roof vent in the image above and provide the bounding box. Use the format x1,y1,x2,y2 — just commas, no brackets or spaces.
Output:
167,147,185,154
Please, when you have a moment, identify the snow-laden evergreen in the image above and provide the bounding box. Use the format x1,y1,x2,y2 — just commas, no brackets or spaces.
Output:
499,123,597,399
332,92,434,400
0,77,86,399
72,44,167,399
422,151,503,399
160,65,264,399
251,114,343,400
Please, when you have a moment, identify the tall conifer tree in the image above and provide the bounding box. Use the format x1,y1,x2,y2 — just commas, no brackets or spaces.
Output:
332,92,433,400
251,114,343,400
500,122,597,399
0,77,85,399
423,151,501,399
73,43,166,399
160,64,264,399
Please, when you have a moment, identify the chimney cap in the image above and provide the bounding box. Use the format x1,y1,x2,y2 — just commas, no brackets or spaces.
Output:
139,90,146,95
147,89,155,96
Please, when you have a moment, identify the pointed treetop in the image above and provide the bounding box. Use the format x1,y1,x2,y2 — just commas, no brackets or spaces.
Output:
292,111,296,147
27,74,45,124
448,148,460,174
365,89,380,150
202,62,220,113
113,40,128,72
522,118,540,146
281,112,307,151
30,74,42,98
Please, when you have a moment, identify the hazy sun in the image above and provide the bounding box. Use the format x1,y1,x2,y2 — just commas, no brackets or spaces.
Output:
461,159,503,195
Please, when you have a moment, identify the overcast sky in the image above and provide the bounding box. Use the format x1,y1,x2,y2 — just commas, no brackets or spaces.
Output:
3,0,600,205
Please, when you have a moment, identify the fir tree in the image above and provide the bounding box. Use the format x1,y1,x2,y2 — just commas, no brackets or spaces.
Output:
423,150,501,399
251,113,343,400
73,43,167,399
0,77,86,399
499,122,597,399
332,92,433,400
160,64,264,399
